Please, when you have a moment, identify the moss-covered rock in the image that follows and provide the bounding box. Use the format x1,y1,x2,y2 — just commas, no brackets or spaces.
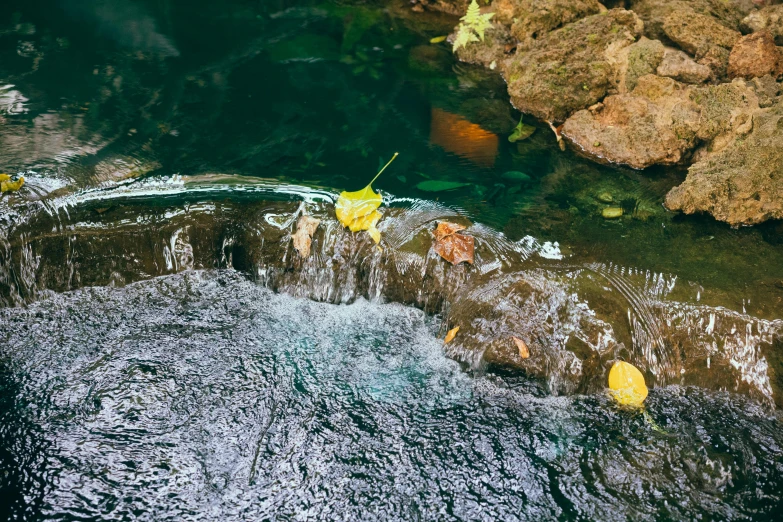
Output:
665,99,783,225
630,0,758,41
495,0,606,43
618,37,666,92
663,9,741,56
504,8,644,123
562,75,701,169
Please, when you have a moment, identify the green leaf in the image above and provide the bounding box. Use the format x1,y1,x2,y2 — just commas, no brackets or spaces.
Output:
508,119,536,143
415,180,471,192
501,171,531,183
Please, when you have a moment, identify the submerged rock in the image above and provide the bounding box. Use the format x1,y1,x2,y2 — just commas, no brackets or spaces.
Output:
665,100,783,226
504,8,643,122
727,31,783,80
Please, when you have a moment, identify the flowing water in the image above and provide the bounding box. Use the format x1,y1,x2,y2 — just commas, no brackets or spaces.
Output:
1,0,783,520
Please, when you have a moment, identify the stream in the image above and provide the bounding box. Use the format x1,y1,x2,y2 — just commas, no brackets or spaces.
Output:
1,0,782,520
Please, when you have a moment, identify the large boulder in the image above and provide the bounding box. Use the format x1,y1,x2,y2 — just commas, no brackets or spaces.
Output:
665,100,783,226
561,75,701,168
561,75,762,169
504,8,644,122
663,9,741,56
630,0,758,41
727,31,783,79
741,4,783,45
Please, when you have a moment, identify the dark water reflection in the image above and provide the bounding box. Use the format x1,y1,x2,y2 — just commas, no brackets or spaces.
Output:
1,270,782,520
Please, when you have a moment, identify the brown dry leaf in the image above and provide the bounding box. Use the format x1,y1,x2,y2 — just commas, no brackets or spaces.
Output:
444,326,460,344
292,215,321,258
512,336,529,359
433,221,474,265
433,221,466,242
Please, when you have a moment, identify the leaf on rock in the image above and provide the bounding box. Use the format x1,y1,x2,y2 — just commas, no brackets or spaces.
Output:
444,326,460,344
508,119,536,143
335,153,398,244
433,221,466,242
292,215,321,258
512,337,529,359
433,221,474,265
0,174,24,193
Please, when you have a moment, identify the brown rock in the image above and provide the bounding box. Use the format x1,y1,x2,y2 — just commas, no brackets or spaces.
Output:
663,10,741,56
630,0,757,41
503,0,606,42
696,45,731,81
562,75,701,169
741,4,783,45
656,48,712,83
615,37,666,93
504,9,643,122
665,100,783,226
453,23,515,69
728,32,783,80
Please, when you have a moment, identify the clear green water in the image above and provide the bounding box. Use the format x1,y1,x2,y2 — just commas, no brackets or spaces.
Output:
1,0,782,519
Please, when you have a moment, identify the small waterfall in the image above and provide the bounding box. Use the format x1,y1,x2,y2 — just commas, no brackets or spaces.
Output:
1,183,781,406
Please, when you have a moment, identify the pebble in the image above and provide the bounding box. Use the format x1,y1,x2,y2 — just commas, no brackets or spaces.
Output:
602,207,623,219
596,191,613,203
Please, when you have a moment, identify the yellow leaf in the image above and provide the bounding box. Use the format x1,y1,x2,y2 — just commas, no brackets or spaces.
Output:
337,190,382,228
608,361,648,407
444,326,460,344
335,153,398,244
0,174,24,193
430,36,447,44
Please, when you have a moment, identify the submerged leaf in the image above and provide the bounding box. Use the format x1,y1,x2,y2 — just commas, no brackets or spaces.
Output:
512,337,529,359
508,119,536,143
444,326,460,344
608,361,648,407
291,215,320,258
432,221,474,265
0,173,24,193
430,36,447,44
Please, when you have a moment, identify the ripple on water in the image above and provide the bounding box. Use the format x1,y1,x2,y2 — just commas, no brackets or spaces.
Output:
1,270,782,521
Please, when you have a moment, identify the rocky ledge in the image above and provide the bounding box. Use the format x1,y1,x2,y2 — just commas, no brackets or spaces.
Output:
421,0,783,226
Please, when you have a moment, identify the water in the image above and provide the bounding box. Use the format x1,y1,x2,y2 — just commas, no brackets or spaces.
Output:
2,270,782,520
1,0,783,519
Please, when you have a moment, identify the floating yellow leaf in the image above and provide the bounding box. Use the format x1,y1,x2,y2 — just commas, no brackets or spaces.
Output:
430,36,447,44
444,326,460,344
608,361,648,407
0,173,25,193
335,153,398,244
512,337,529,359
